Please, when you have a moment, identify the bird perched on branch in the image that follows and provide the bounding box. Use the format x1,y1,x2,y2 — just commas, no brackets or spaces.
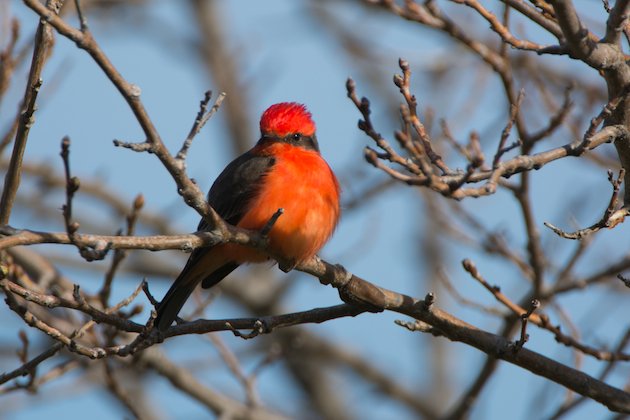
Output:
155,102,341,331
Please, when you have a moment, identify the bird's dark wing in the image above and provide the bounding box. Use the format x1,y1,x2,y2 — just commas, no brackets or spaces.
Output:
195,151,275,289
198,151,276,230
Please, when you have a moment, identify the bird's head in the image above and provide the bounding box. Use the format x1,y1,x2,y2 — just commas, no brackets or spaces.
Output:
259,102,319,151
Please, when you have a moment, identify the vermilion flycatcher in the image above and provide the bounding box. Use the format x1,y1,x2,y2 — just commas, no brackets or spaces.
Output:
155,103,341,330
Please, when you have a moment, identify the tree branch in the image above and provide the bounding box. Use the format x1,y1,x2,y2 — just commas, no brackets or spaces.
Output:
295,258,630,413
0,0,63,224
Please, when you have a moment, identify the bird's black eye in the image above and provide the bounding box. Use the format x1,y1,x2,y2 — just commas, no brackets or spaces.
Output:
292,133,302,141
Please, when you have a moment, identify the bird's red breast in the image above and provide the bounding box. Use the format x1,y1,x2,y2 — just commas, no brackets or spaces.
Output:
231,140,340,263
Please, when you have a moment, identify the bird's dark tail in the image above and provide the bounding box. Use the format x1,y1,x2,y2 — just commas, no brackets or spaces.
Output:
154,275,198,331
154,262,240,331
201,262,238,289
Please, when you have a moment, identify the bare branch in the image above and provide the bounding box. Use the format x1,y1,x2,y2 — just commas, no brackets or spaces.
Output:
0,0,63,224
545,169,628,239
461,259,630,362
453,0,552,52
0,225,198,251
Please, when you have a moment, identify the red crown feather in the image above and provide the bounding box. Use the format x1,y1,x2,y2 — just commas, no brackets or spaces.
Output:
260,102,316,137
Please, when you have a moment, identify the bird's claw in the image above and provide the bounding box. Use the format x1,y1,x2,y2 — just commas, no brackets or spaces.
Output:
278,258,297,273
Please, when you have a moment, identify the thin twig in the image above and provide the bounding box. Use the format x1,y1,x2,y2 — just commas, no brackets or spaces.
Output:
73,0,88,32
59,137,112,261
176,91,226,161
493,89,524,168
513,299,540,351
260,208,284,237
99,194,144,307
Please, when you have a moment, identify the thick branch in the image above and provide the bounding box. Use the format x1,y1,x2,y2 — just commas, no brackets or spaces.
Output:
378,124,626,197
549,1,630,207
603,0,630,45
166,304,368,339
0,226,222,252
294,258,630,414
550,0,627,70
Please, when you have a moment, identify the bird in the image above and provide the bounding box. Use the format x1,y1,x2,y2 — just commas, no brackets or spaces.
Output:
154,102,341,331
